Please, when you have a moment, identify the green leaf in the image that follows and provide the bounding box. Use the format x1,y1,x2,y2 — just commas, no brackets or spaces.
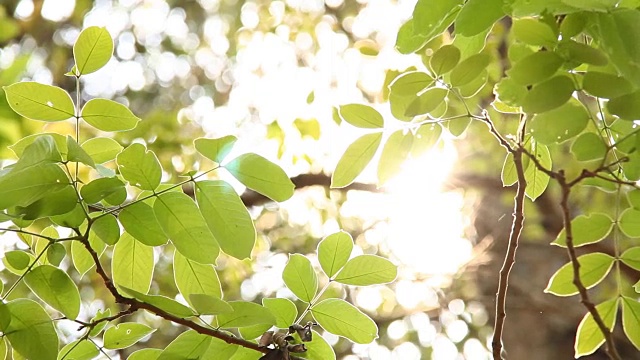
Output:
282,254,318,303
338,104,384,129
582,71,634,99
263,298,297,329
628,190,640,209
0,299,58,360
311,298,377,344
524,142,551,200
154,192,219,264
88,308,111,337
82,98,139,132
57,339,98,360
530,100,589,145
562,0,617,10
618,207,640,238
405,88,448,117
621,296,640,350
91,214,120,245
501,152,517,186
293,329,336,360
575,298,619,357
224,153,295,202
449,53,491,87
553,213,614,248
560,12,587,38
334,255,397,286
512,18,558,47
13,185,76,220
558,40,608,66
202,337,240,360
331,132,382,188
608,90,640,120
158,330,211,360
24,264,81,319
195,180,256,260
80,177,126,204
112,232,154,294
522,75,575,114
3,250,33,274
3,82,74,121
508,51,563,86
73,26,113,76
318,231,353,278
81,137,123,163
455,0,504,36
593,10,640,87
173,251,222,309
494,77,527,107
66,135,95,168
128,348,162,360
71,233,106,277
103,323,155,350
571,133,607,162
46,243,66,267
411,123,442,158
458,69,488,98
194,136,237,164
9,133,68,159
377,130,413,186
120,286,195,318
119,201,168,246
430,45,460,75
411,0,462,43
217,301,276,328
189,294,233,315
620,247,640,271
544,252,615,296
294,118,321,140
389,72,433,97
116,143,162,190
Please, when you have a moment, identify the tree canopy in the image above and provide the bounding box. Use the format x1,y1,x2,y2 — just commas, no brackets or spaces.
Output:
0,0,640,359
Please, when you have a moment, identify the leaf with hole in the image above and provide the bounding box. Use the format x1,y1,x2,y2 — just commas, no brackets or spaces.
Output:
103,323,155,350
544,252,615,296
3,82,74,122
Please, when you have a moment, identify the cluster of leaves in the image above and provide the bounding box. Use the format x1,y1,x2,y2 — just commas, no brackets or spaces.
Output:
331,0,640,358
0,27,397,360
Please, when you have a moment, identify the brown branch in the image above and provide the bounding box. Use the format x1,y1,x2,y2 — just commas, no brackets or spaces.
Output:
491,145,527,359
557,172,621,360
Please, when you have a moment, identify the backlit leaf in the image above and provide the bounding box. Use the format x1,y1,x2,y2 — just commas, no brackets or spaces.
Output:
544,252,615,296
225,153,295,202
430,45,460,75
411,123,442,158
411,0,462,42
0,299,57,360
593,10,640,86
608,90,640,120
116,143,162,190
3,82,74,121
154,192,219,264
119,201,168,246
620,247,640,271
24,264,81,319
558,40,608,66
194,136,237,164
217,301,276,328
73,26,113,76
195,180,256,260
9,133,67,159
621,296,640,350
71,232,106,277
571,133,607,162
173,251,222,308
91,214,120,245
80,177,126,204
377,130,413,186
81,137,123,163
120,286,194,318
189,294,232,315
575,298,618,357
282,254,318,303
103,323,155,350
311,298,377,344
552,213,614,247
405,88,448,117
512,18,558,47
450,53,491,87
334,255,397,286
522,75,575,114
582,71,634,99
331,132,382,188
338,104,384,129
82,98,140,132
318,231,353,278
57,339,99,360
112,232,154,294
158,330,211,360
524,142,551,200
263,298,297,329
388,72,432,97
508,51,563,86
618,208,640,238
530,100,589,144
455,0,504,36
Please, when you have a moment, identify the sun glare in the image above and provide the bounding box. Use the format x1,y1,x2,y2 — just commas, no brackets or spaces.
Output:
385,140,472,277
